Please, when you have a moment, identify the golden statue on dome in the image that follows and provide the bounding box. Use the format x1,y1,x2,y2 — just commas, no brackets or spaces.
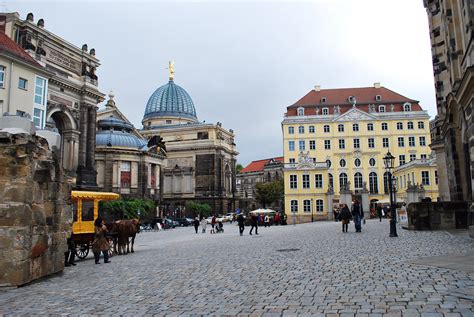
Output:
167,61,175,80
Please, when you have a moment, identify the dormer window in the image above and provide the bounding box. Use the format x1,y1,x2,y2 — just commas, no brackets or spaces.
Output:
321,97,327,103
375,95,381,101
297,107,305,116
403,103,412,112
378,105,386,113
322,107,329,115
348,96,354,102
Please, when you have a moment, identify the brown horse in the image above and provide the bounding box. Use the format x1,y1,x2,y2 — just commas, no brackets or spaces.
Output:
115,219,140,255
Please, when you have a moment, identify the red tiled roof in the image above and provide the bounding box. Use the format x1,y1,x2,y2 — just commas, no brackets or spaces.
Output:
240,157,284,173
287,86,423,116
0,32,43,69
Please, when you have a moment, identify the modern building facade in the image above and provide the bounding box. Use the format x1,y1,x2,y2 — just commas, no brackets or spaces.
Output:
0,31,52,126
95,94,164,200
236,157,284,211
2,12,105,189
424,0,473,201
282,83,434,222
140,64,238,216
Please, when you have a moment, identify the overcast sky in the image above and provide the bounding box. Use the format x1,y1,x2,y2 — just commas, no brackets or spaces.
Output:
6,0,436,166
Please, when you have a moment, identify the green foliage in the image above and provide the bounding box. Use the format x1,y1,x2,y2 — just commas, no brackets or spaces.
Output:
186,201,212,218
100,199,156,221
255,179,284,208
236,163,244,173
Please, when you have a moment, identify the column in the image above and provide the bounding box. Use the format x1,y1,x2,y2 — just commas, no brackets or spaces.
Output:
86,106,97,169
77,104,88,168
326,189,334,220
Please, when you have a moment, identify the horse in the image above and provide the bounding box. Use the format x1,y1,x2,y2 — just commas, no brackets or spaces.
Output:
115,219,140,255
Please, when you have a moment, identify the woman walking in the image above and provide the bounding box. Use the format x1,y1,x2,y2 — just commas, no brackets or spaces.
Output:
339,204,351,233
92,217,110,264
200,217,207,233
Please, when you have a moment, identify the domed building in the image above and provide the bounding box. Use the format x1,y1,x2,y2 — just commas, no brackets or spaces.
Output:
141,63,238,217
95,93,164,199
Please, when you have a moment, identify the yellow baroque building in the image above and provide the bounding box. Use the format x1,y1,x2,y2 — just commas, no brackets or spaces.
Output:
282,83,436,222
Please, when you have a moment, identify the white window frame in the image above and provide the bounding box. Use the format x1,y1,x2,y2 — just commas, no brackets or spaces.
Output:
382,138,389,148
353,138,360,149
309,140,316,150
297,107,305,116
407,122,414,130
33,75,48,129
316,199,324,212
421,171,430,185
289,175,297,189
409,136,416,147
397,122,403,130
324,125,330,133
339,139,345,149
290,200,298,213
368,138,375,148
324,140,331,150
399,155,406,165
410,154,416,161
367,123,374,131
0,65,5,88
298,126,305,134
403,102,412,112
369,158,376,167
302,174,310,189
18,77,28,90
379,105,386,112
338,124,344,132
309,125,315,133
289,141,295,151
381,122,388,130
303,200,311,213
299,140,305,151
418,121,425,129
288,126,294,134
322,107,329,115
340,158,346,167
315,174,323,188
419,136,426,146
353,123,359,131
398,137,405,147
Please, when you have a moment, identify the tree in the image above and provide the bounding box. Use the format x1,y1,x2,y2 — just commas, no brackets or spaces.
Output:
100,199,156,221
186,201,212,218
236,163,244,173
255,179,284,208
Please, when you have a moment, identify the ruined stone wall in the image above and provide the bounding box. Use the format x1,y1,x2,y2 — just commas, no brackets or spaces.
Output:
0,132,71,286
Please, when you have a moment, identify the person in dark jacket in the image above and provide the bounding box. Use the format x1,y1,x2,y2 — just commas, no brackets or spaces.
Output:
64,234,76,267
249,214,258,235
92,217,110,264
339,204,352,233
376,204,383,222
237,213,245,236
351,200,363,232
193,217,200,234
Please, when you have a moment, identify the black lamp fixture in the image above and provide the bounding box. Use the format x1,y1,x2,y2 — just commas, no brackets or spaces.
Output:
383,151,398,237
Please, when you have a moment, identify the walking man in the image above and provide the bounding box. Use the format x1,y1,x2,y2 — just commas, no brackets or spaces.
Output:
193,217,200,234
237,213,245,236
376,204,383,222
351,200,363,232
249,213,258,235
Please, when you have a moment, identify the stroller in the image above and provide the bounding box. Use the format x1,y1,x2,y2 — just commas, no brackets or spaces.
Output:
215,221,224,233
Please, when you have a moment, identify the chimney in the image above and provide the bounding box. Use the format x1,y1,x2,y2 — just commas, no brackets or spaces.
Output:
374,82,381,89
314,85,321,92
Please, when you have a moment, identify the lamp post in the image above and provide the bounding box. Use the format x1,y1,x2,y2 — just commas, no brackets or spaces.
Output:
311,198,314,222
383,151,398,237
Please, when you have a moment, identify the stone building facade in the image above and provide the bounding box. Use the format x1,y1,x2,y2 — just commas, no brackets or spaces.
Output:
237,157,284,211
95,94,164,200
140,66,238,217
2,12,105,189
0,117,71,286
424,0,473,201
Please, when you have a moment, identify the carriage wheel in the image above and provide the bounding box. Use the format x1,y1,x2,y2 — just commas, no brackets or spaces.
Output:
107,239,114,258
75,243,89,259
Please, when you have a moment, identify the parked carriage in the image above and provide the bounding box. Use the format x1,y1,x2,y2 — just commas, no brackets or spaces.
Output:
71,191,120,259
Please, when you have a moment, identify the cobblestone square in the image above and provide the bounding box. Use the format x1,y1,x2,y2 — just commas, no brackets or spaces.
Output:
1,220,473,316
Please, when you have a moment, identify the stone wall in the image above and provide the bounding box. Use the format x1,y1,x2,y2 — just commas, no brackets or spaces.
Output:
406,201,470,231
0,131,71,286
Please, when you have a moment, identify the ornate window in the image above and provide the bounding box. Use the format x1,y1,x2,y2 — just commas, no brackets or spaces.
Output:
303,200,311,212
326,160,332,168
339,173,348,190
316,199,324,212
297,107,304,116
288,126,294,134
290,200,298,212
354,158,361,167
369,158,376,166
369,172,378,194
354,172,363,189
379,105,386,112
403,103,412,112
340,158,346,167
322,107,329,115
298,126,305,134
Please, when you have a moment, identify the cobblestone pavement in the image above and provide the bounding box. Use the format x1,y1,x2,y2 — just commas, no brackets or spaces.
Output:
1,220,473,316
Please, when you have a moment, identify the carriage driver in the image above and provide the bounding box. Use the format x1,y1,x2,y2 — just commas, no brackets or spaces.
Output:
92,217,111,264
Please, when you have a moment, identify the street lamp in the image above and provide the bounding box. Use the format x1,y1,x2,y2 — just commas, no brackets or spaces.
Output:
383,151,398,237
311,198,314,222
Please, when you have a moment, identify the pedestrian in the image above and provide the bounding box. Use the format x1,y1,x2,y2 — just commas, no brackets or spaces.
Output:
211,215,216,234
200,217,207,233
264,214,270,227
237,213,245,236
339,203,351,233
64,233,76,267
249,213,258,235
92,217,110,264
376,204,383,222
274,212,280,225
193,217,200,234
334,207,340,222
351,199,363,232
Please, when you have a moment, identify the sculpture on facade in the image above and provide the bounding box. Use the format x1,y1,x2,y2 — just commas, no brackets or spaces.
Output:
147,135,167,155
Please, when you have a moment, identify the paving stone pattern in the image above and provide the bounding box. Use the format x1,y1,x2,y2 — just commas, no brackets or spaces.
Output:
0,220,473,316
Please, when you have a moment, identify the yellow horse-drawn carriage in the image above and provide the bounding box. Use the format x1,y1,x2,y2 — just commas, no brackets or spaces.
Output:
71,191,120,259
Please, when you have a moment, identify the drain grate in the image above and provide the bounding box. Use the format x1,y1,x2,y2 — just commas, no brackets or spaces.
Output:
276,248,300,252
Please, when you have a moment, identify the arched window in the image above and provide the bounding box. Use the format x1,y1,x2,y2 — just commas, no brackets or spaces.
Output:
322,107,329,115
297,107,304,116
353,123,359,131
369,158,376,166
407,121,414,129
354,158,361,167
298,126,305,134
338,124,344,132
290,200,298,212
367,123,374,131
339,173,348,190
403,103,411,112
354,172,363,189
309,125,315,133
340,159,346,167
328,173,333,189
324,125,330,133
383,172,390,194
369,172,378,194
288,126,294,134
379,105,386,112
397,122,403,130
